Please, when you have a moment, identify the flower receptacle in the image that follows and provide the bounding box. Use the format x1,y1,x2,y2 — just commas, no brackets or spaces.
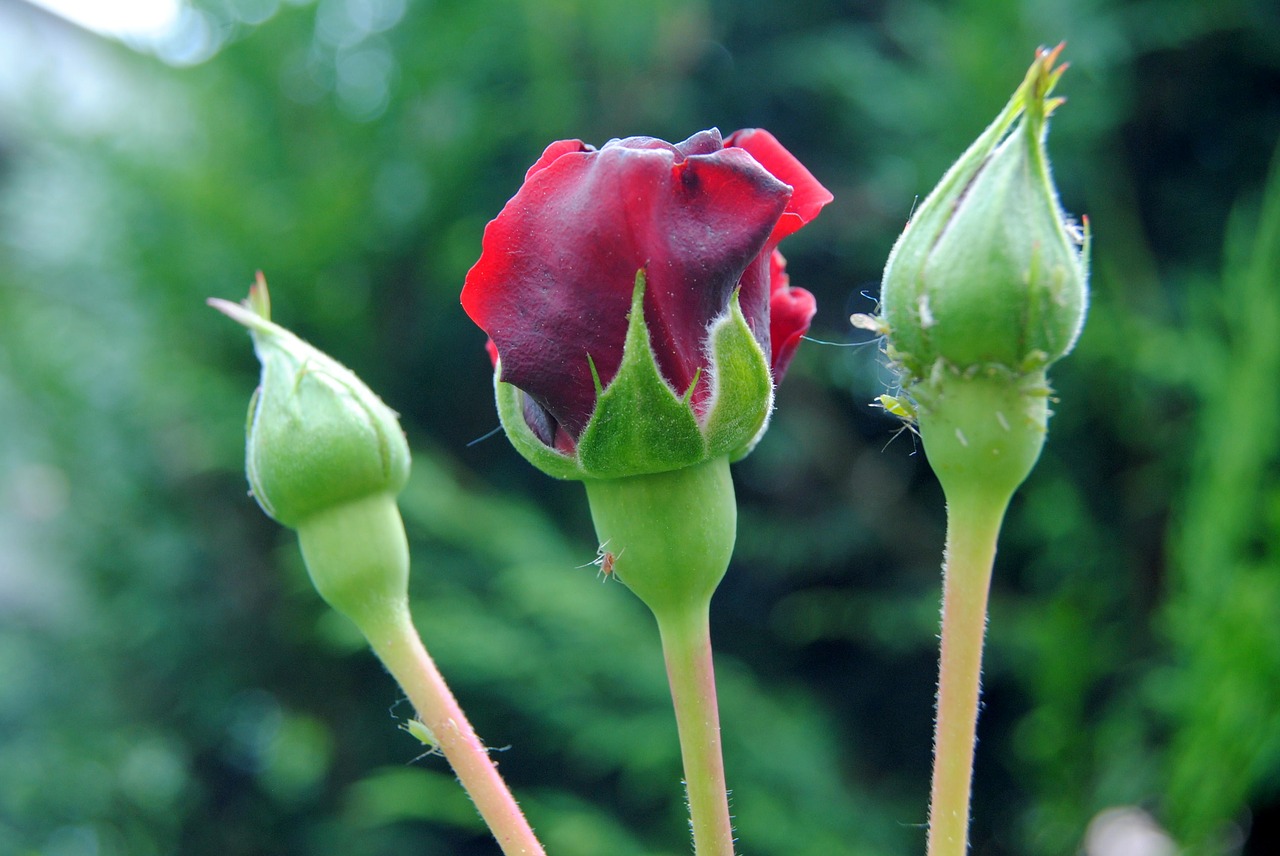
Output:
583,456,736,616
296,492,410,628
913,365,1050,507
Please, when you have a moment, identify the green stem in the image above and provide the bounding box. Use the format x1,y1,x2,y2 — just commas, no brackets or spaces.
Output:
296,496,543,855
364,604,547,856
909,367,1049,853
655,600,735,856
581,457,737,853
926,487,1010,856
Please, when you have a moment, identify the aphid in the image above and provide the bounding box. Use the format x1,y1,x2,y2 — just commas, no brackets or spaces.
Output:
874,394,921,452
600,550,616,579
400,718,442,762
876,394,917,423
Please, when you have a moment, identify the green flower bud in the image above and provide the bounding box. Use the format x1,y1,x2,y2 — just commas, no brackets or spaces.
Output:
209,274,410,529
210,275,412,628
878,45,1089,382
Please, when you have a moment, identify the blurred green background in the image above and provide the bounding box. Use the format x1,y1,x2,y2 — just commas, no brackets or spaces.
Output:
2,0,1279,854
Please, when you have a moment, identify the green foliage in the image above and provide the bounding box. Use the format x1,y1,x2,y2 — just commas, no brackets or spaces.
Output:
1,1,1278,854
1160,143,1280,849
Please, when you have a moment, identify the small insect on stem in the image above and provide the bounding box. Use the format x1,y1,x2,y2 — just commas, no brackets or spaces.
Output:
580,540,623,582
875,394,918,424
400,718,442,762
873,393,921,451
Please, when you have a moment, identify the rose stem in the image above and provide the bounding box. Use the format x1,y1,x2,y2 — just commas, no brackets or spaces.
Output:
655,599,736,856
927,487,1009,856
364,603,546,856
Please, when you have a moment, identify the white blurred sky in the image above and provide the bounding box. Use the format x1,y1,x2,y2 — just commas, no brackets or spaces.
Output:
24,0,181,40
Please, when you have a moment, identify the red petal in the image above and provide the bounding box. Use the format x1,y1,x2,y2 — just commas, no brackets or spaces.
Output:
724,130,831,366
767,251,816,381
726,128,833,243
525,139,592,181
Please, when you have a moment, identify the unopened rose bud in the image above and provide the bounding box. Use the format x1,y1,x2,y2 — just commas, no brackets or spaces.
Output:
880,44,1088,382
210,274,411,627
865,46,1091,503
211,274,410,528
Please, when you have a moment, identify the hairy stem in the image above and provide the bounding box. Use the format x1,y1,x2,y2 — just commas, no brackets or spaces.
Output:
927,488,1009,856
365,605,546,856
656,600,735,856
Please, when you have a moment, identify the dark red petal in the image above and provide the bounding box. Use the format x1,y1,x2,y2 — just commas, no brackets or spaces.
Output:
645,146,792,405
462,133,792,437
768,250,816,381
726,128,833,243
733,249,774,357
674,128,724,156
613,129,723,158
521,392,556,446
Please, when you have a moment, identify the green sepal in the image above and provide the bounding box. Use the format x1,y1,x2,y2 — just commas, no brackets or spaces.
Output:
916,122,1084,371
701,289,774,461
880,80,1027,381
494,374,587,480
247,336,410,528
576,272,707,478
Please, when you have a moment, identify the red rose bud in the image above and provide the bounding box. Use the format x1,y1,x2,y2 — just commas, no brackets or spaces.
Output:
210,275,411,626
879,45,1089,382
462,128,831,480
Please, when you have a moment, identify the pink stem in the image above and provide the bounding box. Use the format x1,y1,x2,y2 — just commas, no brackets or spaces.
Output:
367,605,546,856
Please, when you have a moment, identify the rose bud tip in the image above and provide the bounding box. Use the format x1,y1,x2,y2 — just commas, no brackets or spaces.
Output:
248,270,272,320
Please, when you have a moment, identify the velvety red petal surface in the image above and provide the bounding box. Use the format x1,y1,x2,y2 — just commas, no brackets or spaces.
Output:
462,131,793,438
